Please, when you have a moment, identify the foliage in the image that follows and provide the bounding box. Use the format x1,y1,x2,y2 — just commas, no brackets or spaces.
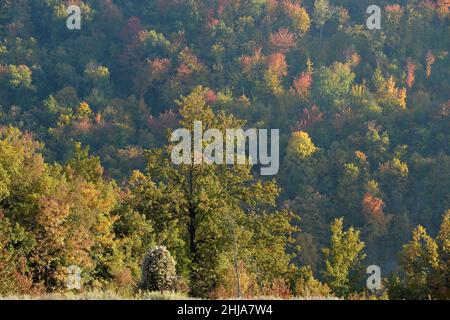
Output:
322,218,366,297
389,211,450,300
130,87,296,297
0,0,449,300
295,266,331,298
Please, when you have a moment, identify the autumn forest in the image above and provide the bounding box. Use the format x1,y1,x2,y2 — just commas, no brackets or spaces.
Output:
0,0,449,300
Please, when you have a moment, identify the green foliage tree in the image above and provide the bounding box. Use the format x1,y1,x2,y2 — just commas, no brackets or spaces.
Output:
312,0,339,39
0,126,142,292
287,131,317,159
0,0,449,300
322,218,366,297
295,266,331,298
390,211,450,299
313,62,355,112
0,214,34,295
129,86,296,297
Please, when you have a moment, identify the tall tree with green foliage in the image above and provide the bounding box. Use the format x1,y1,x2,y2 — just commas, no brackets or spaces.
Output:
129,86,296,297
313,62,355,112
390,211,450,299
312,0,339,39
322,218,366,297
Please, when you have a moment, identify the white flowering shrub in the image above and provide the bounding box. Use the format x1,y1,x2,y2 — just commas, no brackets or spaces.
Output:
140,246,177,292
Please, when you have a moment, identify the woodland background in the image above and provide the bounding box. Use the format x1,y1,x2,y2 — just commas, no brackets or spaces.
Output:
0,0,449,299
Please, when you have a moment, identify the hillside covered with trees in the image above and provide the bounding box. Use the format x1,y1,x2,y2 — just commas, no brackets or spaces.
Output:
0,0,449,299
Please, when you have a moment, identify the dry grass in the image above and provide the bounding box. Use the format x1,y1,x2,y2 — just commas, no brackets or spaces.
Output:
0,291,342,300
0,290,191,300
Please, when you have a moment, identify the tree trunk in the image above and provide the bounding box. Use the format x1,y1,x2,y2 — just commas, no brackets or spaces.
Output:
233,241,241,298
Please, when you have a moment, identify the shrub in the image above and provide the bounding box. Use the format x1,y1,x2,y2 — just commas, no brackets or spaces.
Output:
295,266,331,298
261,277,292,299
140,246,177,292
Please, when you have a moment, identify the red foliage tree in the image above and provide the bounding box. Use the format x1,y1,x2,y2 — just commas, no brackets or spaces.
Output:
147,110,180,141
269,28,296,53
406,59,416,89
204,89,217,104
292,72,312,99
177,48,205,78
241,48,265,73
118,17,145,85
267,52,288,77
362,193,391,231
292,105,324,131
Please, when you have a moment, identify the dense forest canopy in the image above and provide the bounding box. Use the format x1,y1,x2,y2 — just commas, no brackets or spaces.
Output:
0,0,449,299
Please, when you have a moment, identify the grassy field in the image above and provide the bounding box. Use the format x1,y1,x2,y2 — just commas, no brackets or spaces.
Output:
0,291,342,300
0,291,192,300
